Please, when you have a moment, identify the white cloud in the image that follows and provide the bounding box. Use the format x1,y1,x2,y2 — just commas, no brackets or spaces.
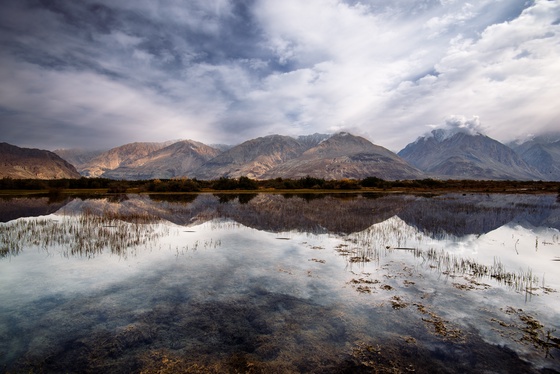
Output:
372,0,560,150
244,0,551,149
423,115,486,141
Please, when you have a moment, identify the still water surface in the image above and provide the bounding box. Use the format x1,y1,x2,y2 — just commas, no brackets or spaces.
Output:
1,193,559,373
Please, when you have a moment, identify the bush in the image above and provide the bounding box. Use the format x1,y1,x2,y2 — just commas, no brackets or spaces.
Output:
360,176,386,188
212,177,239,190
298,176,325,189
337,179,360,190
238,176,258,190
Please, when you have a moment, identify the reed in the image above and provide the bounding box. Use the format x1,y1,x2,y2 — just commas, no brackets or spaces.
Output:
0,210,167,259
340,217,547,294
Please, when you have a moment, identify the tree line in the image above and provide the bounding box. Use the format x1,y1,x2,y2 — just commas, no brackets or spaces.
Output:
0,176,559,194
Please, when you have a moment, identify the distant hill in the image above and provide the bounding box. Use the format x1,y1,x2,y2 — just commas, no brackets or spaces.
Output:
0,142,81,179
53,148,105,170
398,131,542,180
103,140,221,180
261,132,424,180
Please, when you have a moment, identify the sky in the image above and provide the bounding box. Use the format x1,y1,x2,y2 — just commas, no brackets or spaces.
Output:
0,0,559,152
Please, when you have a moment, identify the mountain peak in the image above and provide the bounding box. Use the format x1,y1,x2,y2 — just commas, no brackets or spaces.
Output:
427,127,484,143
192,134,308,180
262,133,423,180
418,115,486,144
399,131,541,180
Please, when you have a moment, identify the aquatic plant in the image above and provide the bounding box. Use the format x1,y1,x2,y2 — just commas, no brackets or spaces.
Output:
0,210,167,259
337,215,551,294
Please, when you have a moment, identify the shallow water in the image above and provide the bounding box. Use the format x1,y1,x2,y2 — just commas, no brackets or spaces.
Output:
0,193,559,373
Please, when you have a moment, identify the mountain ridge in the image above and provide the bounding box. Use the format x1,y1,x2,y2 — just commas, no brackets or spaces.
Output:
509,135,560,181
103,140,221,180
398,131,542,180
261,132,424,180
0,142,81,179
192,134,312,180
4,129,558,181
80,141,178,177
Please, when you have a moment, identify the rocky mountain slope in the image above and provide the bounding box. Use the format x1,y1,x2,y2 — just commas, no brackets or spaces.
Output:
0,142,81,179
103,140,221,180
80,141,176,177
398,131,542,180
70,132,421,181
261,132,424,180
295,133,331,148
192,135,309,180
509,135,560,181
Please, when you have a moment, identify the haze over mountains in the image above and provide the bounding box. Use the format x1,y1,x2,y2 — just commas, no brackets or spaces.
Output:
2,130,560,181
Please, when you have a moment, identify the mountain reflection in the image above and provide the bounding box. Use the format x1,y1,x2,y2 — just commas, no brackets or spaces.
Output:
2,192,559,237
151,192,560,236
0,196,71,222
397,193,560,236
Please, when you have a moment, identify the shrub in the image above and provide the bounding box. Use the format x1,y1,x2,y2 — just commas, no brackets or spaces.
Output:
298,176,325,189
338,179,360,190
238,176,258,190
212,177,239,190
360,176,386,188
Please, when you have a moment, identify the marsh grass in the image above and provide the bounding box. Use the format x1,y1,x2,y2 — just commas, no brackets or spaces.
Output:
415,248,542,294
0,210,167,259
338,217,551,294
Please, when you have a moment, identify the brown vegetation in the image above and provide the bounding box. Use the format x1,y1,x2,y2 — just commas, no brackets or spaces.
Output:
1,176,559,195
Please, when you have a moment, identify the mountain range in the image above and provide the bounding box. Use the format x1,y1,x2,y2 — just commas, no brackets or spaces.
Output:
2,130,560,181
10,193,557,236
48,132,424,181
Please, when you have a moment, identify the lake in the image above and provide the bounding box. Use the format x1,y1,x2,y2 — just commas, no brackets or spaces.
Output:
1,193,559,373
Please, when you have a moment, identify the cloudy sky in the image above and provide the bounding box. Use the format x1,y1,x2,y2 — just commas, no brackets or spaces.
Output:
0,0,559,151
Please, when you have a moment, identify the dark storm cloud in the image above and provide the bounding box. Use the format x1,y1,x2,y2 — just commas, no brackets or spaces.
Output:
1,0,270,75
